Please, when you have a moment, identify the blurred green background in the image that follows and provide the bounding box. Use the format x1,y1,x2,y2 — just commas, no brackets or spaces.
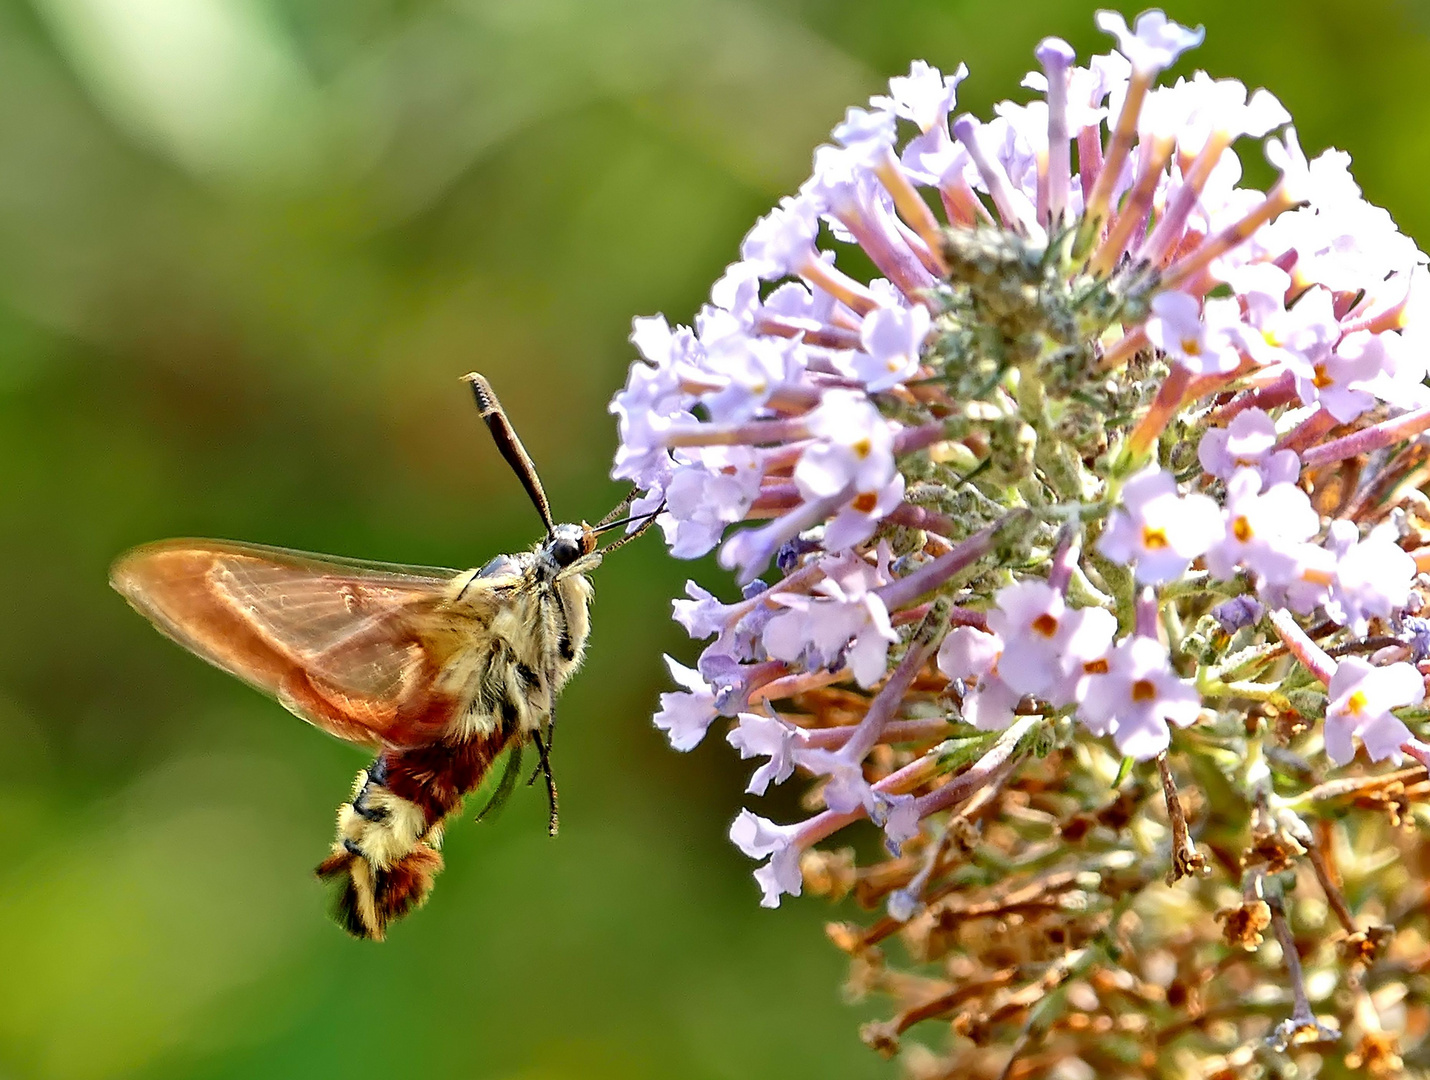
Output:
1,1,1428,1077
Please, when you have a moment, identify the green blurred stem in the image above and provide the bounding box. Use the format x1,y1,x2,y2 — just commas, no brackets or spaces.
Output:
1198,676,1289,709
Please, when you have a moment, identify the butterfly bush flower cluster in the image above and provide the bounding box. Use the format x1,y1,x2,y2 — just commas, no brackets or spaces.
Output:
613,11,1430,1074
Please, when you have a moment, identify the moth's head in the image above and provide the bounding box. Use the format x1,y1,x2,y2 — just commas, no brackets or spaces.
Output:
535,501,660,582
539,522,600,580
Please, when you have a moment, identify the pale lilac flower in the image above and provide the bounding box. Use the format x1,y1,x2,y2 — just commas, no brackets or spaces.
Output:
700,333,804,423
1049,606,1120,709
673,579,780,666
831,106,898,167
986,580,1083,700
658,447,765,558
740,195,821,279
901,129,969,191
791,744,905,835
763,552,897,687
1323,657,1424,766
1261,132,1422,291
845,304,931,391
1204,469,1319,586
1172,76,1288,156
1258,538,1337,616
1078,635,1201,759
824,473,906,550
630,313,688,367
1097,468,1221,584
1294,327,1386,423
1231,272,1340,379
792,748,868,817
1095,10,1205,76
717,496,843,586
803,149,939,295
788,621,929,849
1263,126,1316,205
672,581,742,642
1362,323,1430,410
699,653,770,717
728,712,805,795
877,793,923,851
1197,408,1300,487
790,742,916,852
1144,291,1243,375
707,261,763,321
1323,521,1416,635
873,60,968,133
1039,49,1126,135
730,810,803,907
938,626,1022,731
1215,258,1289,319
654,657,718,751
952,114,1042,237
793,390,898,501
758,276,839,327
610,316,696,487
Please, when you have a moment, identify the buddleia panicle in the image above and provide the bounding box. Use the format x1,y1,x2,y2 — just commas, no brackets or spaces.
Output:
612,9,1430,1075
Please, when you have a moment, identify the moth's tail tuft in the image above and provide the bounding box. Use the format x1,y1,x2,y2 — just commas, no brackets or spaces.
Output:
315,842,444,941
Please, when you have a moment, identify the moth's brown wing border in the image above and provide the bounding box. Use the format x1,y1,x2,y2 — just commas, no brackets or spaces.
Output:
111,538,472,748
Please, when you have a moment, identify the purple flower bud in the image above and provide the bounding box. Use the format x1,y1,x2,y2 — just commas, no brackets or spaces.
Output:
1212,595,1266,633
775,534,822,573
1398,616,1430,663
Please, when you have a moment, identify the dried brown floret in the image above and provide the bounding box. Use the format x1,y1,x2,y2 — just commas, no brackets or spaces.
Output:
1344,1030,1404,1076
1216,900,1273,950
801,847,857,901
1060,813,1095,843
1340,925,1394,966
1273,707,1312,740
826,921,867,955
1242,829,1301,873
1096,784,1146,831
1352,780,1412,828
859,1019,901,1058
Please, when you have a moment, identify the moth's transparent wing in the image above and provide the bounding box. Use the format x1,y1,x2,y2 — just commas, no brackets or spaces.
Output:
111,538,477,748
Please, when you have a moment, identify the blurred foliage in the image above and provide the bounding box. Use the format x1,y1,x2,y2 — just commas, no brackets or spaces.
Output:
0,1,1426,1077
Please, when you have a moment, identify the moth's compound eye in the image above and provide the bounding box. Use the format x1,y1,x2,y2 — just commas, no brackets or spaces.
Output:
550,537,583,567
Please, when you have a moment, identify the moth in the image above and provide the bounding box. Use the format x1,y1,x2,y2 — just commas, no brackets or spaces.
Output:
111,373,654,940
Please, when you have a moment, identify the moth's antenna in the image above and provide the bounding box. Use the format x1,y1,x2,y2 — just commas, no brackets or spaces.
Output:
463,372,556,536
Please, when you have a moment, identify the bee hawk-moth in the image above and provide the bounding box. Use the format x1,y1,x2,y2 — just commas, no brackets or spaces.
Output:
110,373,656,940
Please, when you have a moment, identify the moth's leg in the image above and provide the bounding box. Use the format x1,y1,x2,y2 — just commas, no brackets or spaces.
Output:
525,703,555,781
473,741,523,824
531,725,559,838
553,589,576,665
